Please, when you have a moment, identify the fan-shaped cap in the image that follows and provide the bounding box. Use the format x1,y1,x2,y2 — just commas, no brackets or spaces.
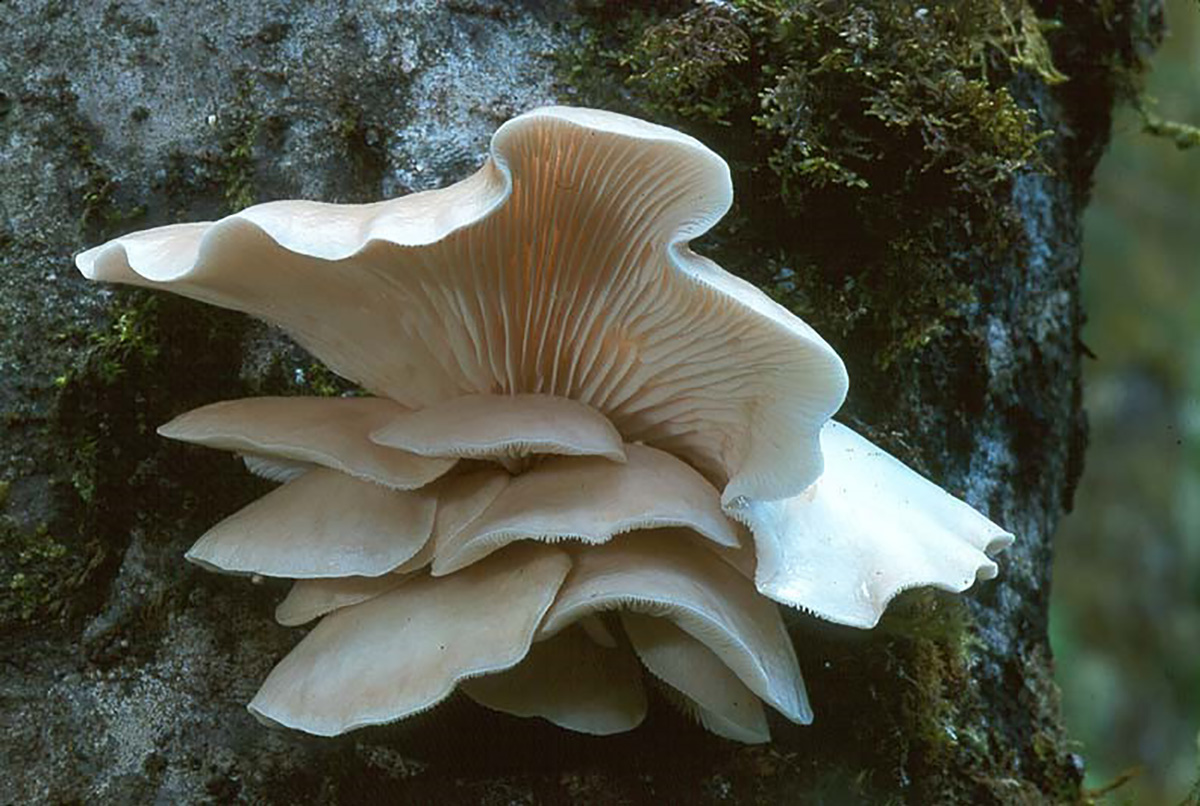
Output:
621,612,771,743
75,106,847,505
159,396,455,490
249,542,571,736
431,444,740,575
370,392,626,463
539,533,810,724
186,468,436,578
275,575,410,627
727,420,1015,628
460,625,647,736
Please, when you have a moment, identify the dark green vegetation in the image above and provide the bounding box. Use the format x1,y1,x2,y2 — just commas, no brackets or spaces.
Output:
562,0,1058,370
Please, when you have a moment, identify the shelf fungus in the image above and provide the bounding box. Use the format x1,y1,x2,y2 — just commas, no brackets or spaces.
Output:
74,106,1013,742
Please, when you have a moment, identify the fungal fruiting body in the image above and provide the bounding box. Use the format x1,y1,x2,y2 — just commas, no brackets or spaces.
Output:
75,106,1012,742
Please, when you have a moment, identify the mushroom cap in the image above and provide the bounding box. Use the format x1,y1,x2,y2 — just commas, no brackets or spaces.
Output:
539,532,810,724
621,612,771,743
76,106,848,505
370,392,626,463
727,420,1015,628
460,624,648,736
431,444,740,575
248,542,571,736
275,574,410,627
185,468,436,578
159,396,455,490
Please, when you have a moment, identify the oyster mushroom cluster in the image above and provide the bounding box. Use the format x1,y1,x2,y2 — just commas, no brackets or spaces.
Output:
75,107,1012,743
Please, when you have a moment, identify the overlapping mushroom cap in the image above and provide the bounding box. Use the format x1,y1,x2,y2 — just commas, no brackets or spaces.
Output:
74,106,1012,741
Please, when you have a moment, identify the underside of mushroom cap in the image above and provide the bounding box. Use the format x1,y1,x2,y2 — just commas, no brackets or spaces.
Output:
621,612,772,743
370,392,626,464
275,574,411,627
75,105,847,505
186,468,436,578
539,532,810,725
159,396,455,490
460,624,648,736
249,542,571,736
430,444,740,575
728,420,1015,629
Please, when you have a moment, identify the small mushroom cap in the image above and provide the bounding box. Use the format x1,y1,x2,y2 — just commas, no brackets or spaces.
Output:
370,393,626,463
460,624,647,736
728,420,1015,629
186,468,436,578
431,444,740,575
248,542,571,736
621,612,772,743
76,105,847,506
539,532,810,724
429,466,512,545
275,575,410,627
158,396,455,490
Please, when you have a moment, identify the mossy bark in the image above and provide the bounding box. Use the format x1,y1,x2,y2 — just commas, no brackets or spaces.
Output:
0,1,1160,803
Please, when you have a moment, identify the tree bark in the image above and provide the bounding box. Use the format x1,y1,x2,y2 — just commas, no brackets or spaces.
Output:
0,1,1160,802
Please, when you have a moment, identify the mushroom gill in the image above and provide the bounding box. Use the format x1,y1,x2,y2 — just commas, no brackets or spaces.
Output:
74,105,1013,743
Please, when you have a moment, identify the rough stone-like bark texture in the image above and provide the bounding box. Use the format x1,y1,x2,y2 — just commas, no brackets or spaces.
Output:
0,1,1154,803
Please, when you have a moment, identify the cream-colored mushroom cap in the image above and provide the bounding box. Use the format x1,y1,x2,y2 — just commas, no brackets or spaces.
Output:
728,421,1014,628
185,468,436,578
158,396,455,489
370,392,626,465
431,443,741,575
460,625,648,736
75,105,848,505
71,104,1016,747
539,532,811,726
249,543,571,736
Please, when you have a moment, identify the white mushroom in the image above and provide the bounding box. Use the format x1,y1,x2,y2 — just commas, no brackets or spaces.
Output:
370,392,627,471
727,420,1015,628
431,444,741,575
249,542,571,736
539,532,811,727
275,574,411,627
159,396,455,489
73,105,1013,745
459,624,648,736
185,468,436,578
621,612,770,744
75,107,849,505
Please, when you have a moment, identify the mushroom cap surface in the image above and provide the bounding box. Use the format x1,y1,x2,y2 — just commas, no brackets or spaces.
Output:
76,106,848,505
159,396,455,489
728,420,1014,628
249,542,571,736
540,532,810,724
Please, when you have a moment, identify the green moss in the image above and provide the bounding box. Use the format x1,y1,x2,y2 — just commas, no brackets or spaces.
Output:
39,288,252,632
0,476,97,628
299,362,359,397
621,4,755,125
55,291,246,510
1138,103,1200,150
219,88,262,213
0,523,76,624
559,0,1057,371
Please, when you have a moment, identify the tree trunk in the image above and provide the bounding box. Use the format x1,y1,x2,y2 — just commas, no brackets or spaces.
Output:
0,1,1161,802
